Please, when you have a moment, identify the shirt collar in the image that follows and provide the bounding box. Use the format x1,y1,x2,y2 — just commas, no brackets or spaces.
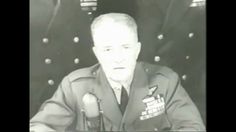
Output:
107,74,133,91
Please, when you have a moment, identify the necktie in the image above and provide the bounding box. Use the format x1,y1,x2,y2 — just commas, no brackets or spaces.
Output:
119,86,129,115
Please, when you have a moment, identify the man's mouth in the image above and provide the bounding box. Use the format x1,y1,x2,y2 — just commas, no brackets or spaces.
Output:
113,67,125,70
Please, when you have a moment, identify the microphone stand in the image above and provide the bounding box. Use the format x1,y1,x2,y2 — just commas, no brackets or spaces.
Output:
81,109,88,131
98,99,105,131
81,99,105,132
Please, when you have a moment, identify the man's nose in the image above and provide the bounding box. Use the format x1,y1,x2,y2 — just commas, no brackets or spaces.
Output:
114,56,125,63
113,52,125,63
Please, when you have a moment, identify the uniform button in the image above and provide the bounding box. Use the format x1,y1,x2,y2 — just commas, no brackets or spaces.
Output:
182,74,187,80
145,68,149,72
154,128,158,131
88,12,92,15
81,109,85,113
74,58,80,64
154,56,161,62
48,79,54,85
42,38,49,43
157,34,164,40
188,32,194,38
73,36,79,43
185,55,190,60
92,72,96,75
45,58,52,64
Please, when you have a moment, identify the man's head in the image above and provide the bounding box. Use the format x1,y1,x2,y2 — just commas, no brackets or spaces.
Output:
91,13,141,83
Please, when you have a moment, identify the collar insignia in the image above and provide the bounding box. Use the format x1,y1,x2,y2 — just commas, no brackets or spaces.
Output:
148,85,158,96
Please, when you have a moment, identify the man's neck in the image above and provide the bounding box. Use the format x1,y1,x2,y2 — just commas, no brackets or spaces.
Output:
108,76,133,90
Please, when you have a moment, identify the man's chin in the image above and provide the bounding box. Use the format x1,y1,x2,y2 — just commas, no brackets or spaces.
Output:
109,76,129,82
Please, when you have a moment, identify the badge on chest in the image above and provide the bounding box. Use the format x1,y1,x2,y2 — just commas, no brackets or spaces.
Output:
140,92,165,120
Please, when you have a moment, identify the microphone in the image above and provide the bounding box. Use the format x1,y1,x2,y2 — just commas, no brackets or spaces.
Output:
82,93,100,118
82,93,104,131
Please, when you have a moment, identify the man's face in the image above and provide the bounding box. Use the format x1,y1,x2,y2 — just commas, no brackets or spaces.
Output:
92,22,141,82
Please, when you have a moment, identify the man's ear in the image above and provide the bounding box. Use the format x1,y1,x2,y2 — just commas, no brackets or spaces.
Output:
135,42,141,59
92,46,99,60
92,46,97,56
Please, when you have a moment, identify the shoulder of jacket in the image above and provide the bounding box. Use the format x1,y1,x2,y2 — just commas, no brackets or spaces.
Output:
142,62,178,80
66,63,100,82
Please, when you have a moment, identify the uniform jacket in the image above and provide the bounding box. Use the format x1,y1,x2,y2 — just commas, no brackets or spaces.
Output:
30,62,205,131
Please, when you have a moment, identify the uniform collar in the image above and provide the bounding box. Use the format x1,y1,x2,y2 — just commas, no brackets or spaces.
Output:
107,74,133,94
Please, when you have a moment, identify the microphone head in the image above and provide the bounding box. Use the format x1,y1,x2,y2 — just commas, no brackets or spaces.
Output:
82,93,100,118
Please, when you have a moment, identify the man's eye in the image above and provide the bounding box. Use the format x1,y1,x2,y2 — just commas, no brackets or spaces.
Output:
104,48,111,52
124,46,130,49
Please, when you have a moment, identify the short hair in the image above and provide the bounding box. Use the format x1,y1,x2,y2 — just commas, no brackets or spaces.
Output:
90,13,138,39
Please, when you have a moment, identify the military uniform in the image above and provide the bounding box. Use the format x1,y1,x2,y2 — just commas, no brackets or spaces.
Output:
30,62,205,131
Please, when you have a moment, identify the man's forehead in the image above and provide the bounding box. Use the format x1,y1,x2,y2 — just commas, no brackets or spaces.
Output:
93,23,137,38
93,27,138,47
91,13,138,46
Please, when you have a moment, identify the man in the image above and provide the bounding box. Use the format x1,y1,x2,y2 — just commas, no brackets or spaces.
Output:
30,13,205,131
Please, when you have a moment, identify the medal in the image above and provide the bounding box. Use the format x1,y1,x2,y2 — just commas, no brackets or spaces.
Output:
140,94,165,120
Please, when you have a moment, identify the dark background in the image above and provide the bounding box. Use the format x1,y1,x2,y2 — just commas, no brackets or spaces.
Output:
30,0,206,124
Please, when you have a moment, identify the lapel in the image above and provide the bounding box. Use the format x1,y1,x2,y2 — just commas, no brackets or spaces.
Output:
161,0,192,32
123,62,149,125
93,66,123,129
